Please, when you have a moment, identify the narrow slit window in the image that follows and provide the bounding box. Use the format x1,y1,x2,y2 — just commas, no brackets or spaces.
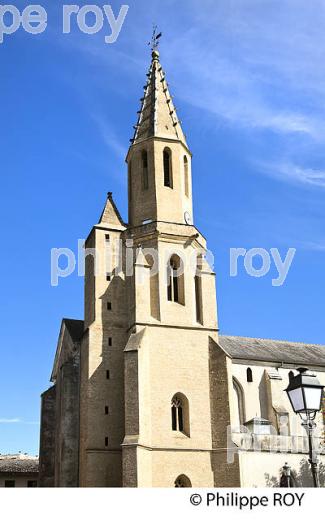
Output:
107,302,112,311
106,370,110,380
195,274,203,324
246,367,253,383
142,150,149,190
105,437,108,447
108,337,112,346
184,156,189,197
105,406,109,415
163,148,172,187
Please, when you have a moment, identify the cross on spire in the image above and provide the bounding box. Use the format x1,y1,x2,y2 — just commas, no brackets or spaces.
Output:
148,25,162,52
130,29,188,149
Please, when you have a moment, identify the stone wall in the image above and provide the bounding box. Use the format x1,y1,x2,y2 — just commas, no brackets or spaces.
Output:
38,386,56,487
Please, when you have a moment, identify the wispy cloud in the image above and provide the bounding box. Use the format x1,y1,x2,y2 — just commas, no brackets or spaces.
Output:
163,32,323,139
0,418,39,425
256,161,325,189
49,0,325,183
91,113,126,160
49,1,325,141
144,1,325,143
297,241,325,252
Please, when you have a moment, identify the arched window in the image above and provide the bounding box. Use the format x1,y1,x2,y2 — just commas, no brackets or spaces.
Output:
233,378,245,428
163,148,172,187
171,396,183,431
174,474,192,487
141,150,149,190
184,156,189,197
167,255,185,304
171,393,190,436
246,367,253,383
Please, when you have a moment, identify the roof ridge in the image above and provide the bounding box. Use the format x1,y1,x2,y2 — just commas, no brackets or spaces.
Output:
62,317,83,323
219,335,325,348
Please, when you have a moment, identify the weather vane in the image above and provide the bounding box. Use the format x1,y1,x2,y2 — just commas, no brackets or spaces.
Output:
148,25,162,51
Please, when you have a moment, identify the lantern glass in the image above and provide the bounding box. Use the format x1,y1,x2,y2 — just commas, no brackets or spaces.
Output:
304,387,323,412
288,387,305,413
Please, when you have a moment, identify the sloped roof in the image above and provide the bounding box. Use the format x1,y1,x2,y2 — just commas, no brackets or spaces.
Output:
0,455,39,474
131,50,188,149
218,335,325,366
124,328,146,352
62,319,84,343
98,192,126,228
51,318,84,382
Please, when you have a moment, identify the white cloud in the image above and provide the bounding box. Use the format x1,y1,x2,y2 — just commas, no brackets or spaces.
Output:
91,113,126,160
144,1,325,141
257,161,325,188
0,418,40,425
298,241,325,252
51,1,325,140
162,33,322,139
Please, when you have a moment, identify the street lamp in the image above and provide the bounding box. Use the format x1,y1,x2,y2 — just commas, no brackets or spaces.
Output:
285,367,324,487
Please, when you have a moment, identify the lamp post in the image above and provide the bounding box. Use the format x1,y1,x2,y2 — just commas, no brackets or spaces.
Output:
285,367,324,488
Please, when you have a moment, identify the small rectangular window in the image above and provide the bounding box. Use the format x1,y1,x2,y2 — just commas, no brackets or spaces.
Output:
105,234,110,241
5,480,15,487
107,302,112,311
27,480,37,487
106,370,110,380
105,436,109,447
105,406,109,415
106,274,111,281
108,337,112,346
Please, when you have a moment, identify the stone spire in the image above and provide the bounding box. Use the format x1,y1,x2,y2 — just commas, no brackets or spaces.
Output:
130,49,188,148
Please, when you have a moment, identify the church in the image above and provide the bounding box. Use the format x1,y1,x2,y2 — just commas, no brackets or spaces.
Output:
38,46,325,488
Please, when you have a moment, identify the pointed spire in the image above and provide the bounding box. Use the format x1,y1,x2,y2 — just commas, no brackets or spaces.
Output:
98,192,125,228
130,48,188,148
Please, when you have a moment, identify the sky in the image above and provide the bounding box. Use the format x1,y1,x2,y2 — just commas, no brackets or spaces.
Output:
0,0,325,455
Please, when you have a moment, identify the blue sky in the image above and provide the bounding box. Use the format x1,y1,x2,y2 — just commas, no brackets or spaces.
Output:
1,0,324,454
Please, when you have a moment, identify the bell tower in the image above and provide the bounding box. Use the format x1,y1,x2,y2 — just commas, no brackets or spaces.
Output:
122,40,219,487
126,48,194,228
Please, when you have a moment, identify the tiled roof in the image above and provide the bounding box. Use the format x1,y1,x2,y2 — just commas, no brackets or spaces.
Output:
218,335,325,366
0,455,39,474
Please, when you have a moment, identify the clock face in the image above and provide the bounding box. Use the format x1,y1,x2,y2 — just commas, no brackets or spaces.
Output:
184,211,192,225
